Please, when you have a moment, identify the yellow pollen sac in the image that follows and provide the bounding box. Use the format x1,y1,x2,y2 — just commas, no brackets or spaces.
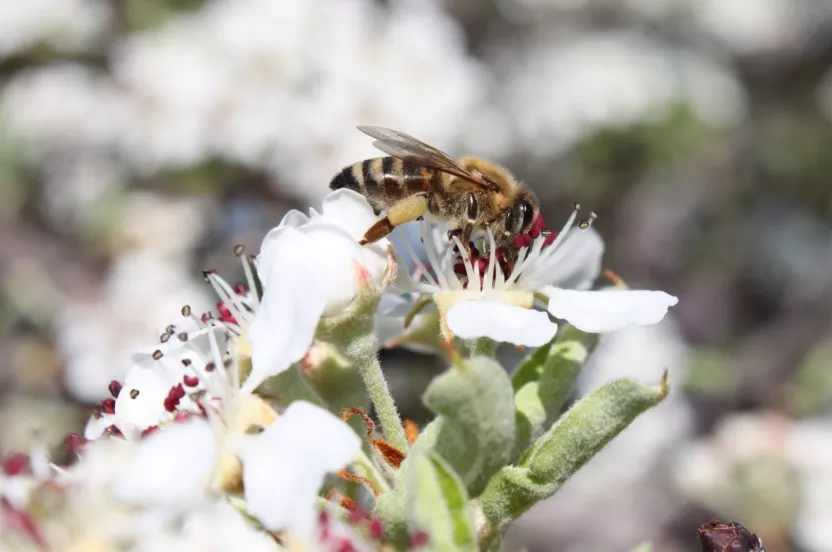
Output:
211,394,278,493
433,290,534,343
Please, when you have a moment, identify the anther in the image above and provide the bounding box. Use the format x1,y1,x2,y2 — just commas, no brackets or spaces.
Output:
108,380,122,398
101,398,116,414
183,375,199,387
165,324,175,334
181,358,192,367
205,362,215,372
181,305,191,317
234,244,245,257
160,333,170,343
129,389,140,399
178,332,188,342
152,350,163,360
572,201,580,211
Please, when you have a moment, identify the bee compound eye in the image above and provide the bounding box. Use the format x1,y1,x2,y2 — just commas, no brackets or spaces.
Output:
520,200,534,230
466,193,478,221
505,209,515,233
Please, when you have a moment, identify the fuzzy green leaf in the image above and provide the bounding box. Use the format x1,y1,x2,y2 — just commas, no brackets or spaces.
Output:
478,375,668,548
510,325,599,460
424,356,516,498
409,451,477,552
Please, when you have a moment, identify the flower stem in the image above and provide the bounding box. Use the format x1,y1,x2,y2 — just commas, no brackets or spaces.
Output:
355,351,409,452
465,337,497,358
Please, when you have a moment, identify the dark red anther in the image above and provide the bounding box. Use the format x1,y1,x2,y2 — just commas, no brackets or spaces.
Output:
348,506,366,524
183,375,199,387
543,230,557,247
65,433,86,457
369,518,384,540
200,312,212,324
336,541,356,552
141,426,159,437
2,453,30,476
164,384,186,412
530,215,545,238
101,398,116,415
105,425,122,437
108,380,122,398
513,234,526,250
475,257,489,274
173,411,191,422
233,282,248,295
317,510,329,527
410,531,429,548
216,301,238,325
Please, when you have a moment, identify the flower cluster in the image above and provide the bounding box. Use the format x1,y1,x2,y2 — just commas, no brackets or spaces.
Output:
0,189,679,551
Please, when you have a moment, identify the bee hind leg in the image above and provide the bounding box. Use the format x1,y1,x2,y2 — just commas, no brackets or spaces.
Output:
359,194,429,246
359,218,395,245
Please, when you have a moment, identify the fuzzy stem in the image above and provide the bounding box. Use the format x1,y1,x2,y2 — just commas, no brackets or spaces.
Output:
355,349,409,453
465,337,497,358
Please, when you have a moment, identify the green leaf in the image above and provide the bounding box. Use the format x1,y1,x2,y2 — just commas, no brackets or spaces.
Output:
510,325,599,460
478,374,668,549
424,356,516,498
409,451,477,552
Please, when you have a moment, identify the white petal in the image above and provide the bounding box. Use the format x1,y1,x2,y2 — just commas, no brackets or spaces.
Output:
113,419,216,507
279,209,310,229
114,365,175,438
84,413,115,440
523,227,604,290
544,287,679,333
246,229,326,393
299,224,383,315
447,300,558,347
319,189,380,242
240,401,360,534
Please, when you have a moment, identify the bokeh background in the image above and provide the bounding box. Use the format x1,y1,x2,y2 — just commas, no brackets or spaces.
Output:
2,0,832,550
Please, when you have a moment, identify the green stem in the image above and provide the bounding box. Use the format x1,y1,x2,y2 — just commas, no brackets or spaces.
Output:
465,337,497,358
355,351,409,452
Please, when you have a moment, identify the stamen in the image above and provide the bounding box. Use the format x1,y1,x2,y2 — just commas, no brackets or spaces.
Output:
451,236,476,287
400,235,438,289
108,380,122,398
2,453,29,476
337,470,380,497
101,398,116,414
238,251,261,307
129,389,140,399
420,223,449,290
152,350,163,360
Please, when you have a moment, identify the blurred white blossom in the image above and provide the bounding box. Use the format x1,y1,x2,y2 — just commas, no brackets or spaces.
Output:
0,0,112,58
496,32,746,158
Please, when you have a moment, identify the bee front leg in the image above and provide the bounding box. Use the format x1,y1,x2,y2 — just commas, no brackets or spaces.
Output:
359,194,429,245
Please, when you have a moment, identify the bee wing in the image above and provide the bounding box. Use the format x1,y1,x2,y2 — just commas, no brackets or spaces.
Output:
357,126,493,190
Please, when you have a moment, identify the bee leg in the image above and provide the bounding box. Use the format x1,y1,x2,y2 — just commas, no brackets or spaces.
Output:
359,194,428,245
360,218,395,245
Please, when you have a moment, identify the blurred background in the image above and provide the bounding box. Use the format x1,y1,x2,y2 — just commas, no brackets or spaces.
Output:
1,0,832,550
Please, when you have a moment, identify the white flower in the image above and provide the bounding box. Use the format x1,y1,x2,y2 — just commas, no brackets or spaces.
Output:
393,203,677,346
238,400,361,536
112,418,217,508
246,189,393,392
0,0,112,58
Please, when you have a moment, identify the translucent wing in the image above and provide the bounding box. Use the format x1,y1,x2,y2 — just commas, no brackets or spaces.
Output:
357,126,494,190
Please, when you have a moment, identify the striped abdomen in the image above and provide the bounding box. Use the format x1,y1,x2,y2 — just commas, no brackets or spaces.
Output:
329,157,438,213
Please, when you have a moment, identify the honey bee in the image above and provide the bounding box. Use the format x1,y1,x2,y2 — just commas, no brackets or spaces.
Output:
329,126,541,268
